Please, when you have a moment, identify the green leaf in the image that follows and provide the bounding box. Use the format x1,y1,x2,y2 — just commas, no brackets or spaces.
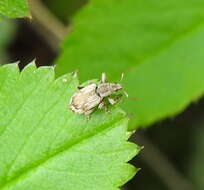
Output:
0,62,139,190
55,0,204,130
0,0,30,18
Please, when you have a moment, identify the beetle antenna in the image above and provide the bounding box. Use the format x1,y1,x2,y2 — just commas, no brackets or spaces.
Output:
120,72,124,82
124,90,129,98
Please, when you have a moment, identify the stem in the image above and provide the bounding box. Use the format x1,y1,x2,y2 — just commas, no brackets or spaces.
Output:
28,0,70,52
132,133,194,190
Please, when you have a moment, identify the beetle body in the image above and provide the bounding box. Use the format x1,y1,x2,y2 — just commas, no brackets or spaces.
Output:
69,73,123,117
70,83,102,115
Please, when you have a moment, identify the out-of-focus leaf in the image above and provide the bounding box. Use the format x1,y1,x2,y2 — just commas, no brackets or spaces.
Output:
0,0,30,18
0,20,16,63
0,62,139,190
55,0,204,130
43,0,86,23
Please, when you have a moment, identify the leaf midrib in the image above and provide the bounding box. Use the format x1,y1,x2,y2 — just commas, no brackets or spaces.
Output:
0,114,125,190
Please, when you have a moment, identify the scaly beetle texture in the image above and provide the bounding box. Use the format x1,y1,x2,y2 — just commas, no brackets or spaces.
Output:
70,73,124,118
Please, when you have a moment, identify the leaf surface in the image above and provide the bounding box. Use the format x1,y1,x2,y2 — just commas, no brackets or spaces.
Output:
0,0,30,18
0,62,139,190
55,0,204,129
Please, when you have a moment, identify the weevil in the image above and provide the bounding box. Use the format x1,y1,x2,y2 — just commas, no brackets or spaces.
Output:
70,73,125,118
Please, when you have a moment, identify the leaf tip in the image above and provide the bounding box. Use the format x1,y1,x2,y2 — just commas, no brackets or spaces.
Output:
23,60,37,70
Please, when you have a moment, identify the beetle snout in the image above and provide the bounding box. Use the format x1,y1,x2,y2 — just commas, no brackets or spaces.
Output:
111,83,123,91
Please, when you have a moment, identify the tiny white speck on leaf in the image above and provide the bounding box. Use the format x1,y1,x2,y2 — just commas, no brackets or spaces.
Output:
62,78,68,83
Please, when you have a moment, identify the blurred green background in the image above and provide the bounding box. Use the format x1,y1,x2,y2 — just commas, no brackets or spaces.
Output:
1,0,204,189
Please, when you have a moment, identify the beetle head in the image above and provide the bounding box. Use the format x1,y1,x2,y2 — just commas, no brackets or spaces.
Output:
110,83,129,98
110,83,123,92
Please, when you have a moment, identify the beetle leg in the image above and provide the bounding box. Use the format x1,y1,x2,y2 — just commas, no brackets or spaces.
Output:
108,97,116,105
108,94,123,105
101,73,107,83
98,101,111,113
98,102,105,109
86,114,91,120
84,108,95,120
